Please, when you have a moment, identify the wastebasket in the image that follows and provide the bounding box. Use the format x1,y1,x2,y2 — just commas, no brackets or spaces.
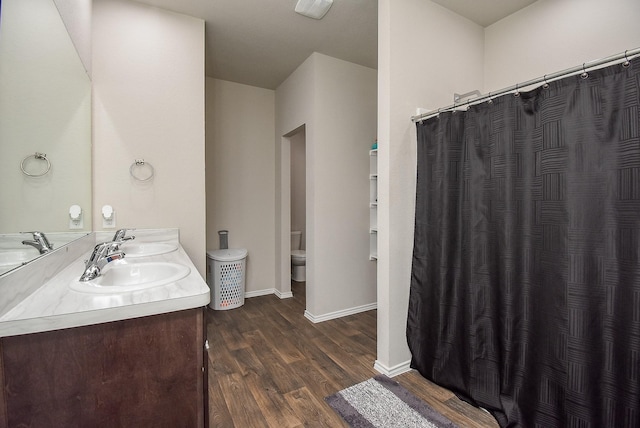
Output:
206,248,248,310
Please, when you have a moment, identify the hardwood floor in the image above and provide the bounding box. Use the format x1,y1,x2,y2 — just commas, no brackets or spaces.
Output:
206,282,498,427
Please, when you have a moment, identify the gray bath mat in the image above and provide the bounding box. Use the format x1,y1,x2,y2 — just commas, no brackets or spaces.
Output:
325,374,459,428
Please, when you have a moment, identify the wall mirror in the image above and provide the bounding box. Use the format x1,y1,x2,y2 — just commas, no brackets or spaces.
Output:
0,0,92,275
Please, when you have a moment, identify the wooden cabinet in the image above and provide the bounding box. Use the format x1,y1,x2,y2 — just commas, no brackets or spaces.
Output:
0,308,207,427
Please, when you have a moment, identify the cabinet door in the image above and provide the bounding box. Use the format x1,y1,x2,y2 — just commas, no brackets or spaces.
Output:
0,309,205,428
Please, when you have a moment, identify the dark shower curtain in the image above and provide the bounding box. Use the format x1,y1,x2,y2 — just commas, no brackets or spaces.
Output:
408,57,640,427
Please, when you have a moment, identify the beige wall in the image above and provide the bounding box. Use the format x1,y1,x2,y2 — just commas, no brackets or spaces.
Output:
377,0,485,374
277,53,377,320
205,78,276,294
484,0,640,91
290,129,306,249
53,0,92,75
0,0,92,234
92,0,206,275
275,56,315,299
378,0,640,375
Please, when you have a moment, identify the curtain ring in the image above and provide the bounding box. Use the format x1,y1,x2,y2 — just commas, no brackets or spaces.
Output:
514,83,520,97
542,75,549,89
580,63,589,79
623,50,631,68
487,92,493,104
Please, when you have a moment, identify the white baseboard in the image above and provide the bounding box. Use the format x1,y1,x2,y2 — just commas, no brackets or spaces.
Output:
373,359,412,377
274,289,293,299
244,288,293,299
304,302,377,323
244,289,274,298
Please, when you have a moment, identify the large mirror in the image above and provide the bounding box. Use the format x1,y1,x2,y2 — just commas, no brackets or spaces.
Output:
0,0,92,275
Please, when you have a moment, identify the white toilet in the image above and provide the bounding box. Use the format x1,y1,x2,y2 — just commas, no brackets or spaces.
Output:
291,231,306,282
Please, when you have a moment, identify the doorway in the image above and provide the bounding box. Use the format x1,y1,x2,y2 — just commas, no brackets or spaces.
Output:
279,123,311,312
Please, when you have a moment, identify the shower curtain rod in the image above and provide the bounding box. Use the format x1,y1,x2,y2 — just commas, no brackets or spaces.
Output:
411,47,640,123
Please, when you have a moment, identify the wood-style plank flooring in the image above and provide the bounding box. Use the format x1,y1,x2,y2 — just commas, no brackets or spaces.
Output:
206,282,499,427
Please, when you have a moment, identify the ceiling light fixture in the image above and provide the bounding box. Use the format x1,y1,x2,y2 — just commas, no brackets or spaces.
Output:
295,0,333,20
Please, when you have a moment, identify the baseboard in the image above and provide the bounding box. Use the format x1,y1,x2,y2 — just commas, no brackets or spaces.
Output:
274,289,293,299
244,289,273,298
304,302,377,323
373,359,412,377
244,289,293,299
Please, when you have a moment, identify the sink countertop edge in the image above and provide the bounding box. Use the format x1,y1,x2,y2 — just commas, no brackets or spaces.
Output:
0,229,210,338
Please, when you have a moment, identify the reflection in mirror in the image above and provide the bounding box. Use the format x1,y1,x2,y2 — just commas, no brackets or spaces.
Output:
0,231,88,275
0,0,92,276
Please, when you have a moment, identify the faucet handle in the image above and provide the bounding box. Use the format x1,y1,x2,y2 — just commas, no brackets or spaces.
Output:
88,241,117,263
112,228,136,242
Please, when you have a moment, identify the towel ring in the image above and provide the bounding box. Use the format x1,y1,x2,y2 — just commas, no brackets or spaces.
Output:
130,159,154,181
20,152,51,177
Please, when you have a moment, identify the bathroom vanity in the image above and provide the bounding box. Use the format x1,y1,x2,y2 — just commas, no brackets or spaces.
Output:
0,230,210,427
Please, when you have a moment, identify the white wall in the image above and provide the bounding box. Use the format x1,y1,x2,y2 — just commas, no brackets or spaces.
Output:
205,78,276,294
92,0,206,275
53,0,92,75
275,56,315,299
276,53,377,319
0,0,92,233
290,129,306,249
485,0,640,91
377,0,484,374
377,0,640,376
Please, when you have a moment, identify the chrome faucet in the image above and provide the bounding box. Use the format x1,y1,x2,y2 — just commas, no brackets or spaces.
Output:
111,228,135,250
79,242,125,282
21,231,54,254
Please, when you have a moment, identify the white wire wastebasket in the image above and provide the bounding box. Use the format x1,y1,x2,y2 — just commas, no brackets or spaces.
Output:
206,248,248,310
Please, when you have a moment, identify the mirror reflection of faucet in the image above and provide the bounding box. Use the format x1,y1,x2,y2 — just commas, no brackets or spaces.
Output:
20,231,54,254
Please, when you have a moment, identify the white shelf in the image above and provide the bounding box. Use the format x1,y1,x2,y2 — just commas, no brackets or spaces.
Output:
369,149,377,261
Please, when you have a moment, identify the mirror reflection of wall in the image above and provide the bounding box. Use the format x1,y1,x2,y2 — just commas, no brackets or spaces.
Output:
0,0,92,234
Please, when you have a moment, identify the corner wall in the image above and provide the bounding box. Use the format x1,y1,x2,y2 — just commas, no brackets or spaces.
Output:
377,0,484,374
205,78,276,294
276,53,377,319
92,0,206,275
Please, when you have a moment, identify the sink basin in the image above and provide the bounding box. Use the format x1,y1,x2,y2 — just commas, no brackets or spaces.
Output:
120,242,178,258
70,262,190,293
0,248,39,267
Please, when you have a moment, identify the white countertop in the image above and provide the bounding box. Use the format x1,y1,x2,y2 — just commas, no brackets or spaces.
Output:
0,229,210,337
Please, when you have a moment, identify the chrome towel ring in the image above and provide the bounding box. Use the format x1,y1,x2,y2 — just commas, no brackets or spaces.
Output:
130,159,154,181
20,152,51,177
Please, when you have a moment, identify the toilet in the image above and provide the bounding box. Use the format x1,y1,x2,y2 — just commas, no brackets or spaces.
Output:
290,231,306,282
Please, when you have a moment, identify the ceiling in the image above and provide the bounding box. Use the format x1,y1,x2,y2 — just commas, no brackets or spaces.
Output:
133,0,537,90
430,0,538,27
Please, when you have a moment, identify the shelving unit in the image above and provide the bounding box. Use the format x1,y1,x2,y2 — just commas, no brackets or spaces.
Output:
369,149,377,260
